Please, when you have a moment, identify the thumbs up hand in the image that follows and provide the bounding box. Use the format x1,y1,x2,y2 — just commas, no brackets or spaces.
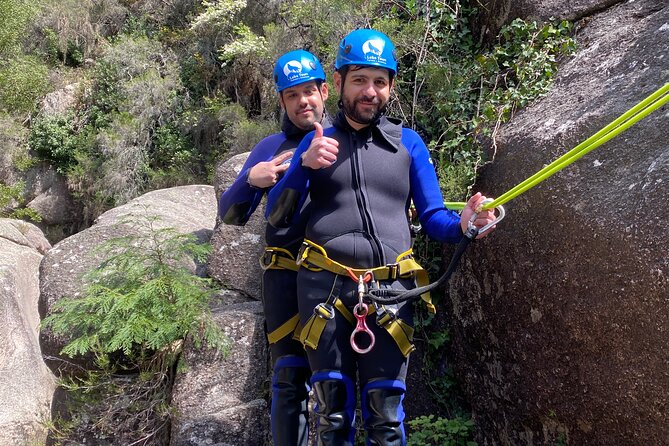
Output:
300,122,339,170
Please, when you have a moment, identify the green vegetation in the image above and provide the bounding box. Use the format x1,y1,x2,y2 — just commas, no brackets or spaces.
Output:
1,0,577,441
42,215,228,443
407,414,477,446
43,215,227,365
0,180,41,221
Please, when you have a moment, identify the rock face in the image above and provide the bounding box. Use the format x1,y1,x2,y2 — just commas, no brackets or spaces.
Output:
209,152,266,299
39,185,218,375
475,0,624,40
0,219,55,445
449,1,669,444
39,83,80,116
25,162,79,227
170,300,271,446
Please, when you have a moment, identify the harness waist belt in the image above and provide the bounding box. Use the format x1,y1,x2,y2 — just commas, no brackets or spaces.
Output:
296,239,435,313
297,239,419,280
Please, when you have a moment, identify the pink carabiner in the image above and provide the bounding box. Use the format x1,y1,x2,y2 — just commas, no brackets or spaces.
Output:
350,303,375,354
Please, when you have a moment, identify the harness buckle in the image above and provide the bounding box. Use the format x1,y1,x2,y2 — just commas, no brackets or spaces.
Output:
259,249,277,270
314,302,335,320
295,242,309,266
386,263,399,280
375,304,398,328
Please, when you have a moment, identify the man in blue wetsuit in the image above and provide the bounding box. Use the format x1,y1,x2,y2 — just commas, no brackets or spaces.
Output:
266,30,496,445
218,49,331,446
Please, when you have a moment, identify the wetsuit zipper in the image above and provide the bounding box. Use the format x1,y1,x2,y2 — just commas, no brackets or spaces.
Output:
349,130,385,266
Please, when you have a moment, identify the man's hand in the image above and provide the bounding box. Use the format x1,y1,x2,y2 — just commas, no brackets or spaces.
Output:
300,122,339,169
247,151,293,188
460,192,497,239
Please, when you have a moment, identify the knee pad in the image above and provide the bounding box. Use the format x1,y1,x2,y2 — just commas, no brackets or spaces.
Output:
311,371,356,446
362,380,407,446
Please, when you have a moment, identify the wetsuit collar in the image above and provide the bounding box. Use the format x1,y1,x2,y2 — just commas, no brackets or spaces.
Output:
282,112,333,140
333,110,403,152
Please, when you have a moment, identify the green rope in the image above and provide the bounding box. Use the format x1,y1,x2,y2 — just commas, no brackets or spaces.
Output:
444,82,669,212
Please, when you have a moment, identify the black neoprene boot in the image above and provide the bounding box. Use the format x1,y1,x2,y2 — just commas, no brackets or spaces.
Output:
272,365,311,446
363,384,406,445
312,379,355,446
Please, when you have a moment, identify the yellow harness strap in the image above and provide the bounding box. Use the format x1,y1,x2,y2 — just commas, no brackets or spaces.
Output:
259,247,300,272
292,320,304,342
299,299,362,349
382,318,416,357
267,313,300,344
297,240,435,313
300,311,328,350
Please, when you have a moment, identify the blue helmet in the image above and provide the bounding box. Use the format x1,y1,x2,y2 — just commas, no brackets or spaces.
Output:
273,50,326,92
335,29,397,75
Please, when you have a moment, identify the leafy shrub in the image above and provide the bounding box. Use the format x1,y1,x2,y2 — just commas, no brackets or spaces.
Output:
0,0,38,57
407,415,477,446
29,112,80,173
227,118,278,158
0,55,49,113
42,214,228,366
0,180,41,221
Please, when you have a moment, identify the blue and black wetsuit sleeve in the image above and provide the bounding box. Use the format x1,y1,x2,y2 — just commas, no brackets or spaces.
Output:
403,129,463,244
218,135,282,225
265,133,315,227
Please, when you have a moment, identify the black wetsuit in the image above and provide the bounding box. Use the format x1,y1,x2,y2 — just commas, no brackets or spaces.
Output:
266,111,463,445
219,113,332,446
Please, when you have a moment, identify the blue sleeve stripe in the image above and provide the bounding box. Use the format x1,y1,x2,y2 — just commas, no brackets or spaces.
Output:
402,129,463,243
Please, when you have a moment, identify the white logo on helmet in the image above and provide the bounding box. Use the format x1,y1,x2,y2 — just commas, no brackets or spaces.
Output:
283,60,310,83
362,38,387,64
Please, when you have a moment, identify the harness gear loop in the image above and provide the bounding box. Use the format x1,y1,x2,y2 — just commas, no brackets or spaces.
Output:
350,303,375,354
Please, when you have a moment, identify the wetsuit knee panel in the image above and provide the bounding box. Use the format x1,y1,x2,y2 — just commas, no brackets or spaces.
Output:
362,379,407,445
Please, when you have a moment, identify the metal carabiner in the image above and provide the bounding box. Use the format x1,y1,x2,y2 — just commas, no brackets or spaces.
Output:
350,302,375,354
467,198,505,237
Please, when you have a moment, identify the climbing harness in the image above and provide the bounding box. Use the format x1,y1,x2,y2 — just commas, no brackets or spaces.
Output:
296,240,434,311
260,247,304,345
296,241,419,356
260,246,300,272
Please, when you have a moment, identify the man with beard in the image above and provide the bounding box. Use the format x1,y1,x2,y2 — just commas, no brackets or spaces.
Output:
218,49,330,446
266,30,496,445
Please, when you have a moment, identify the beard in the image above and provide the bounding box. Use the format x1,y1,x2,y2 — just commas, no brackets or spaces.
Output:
342,94,386,125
